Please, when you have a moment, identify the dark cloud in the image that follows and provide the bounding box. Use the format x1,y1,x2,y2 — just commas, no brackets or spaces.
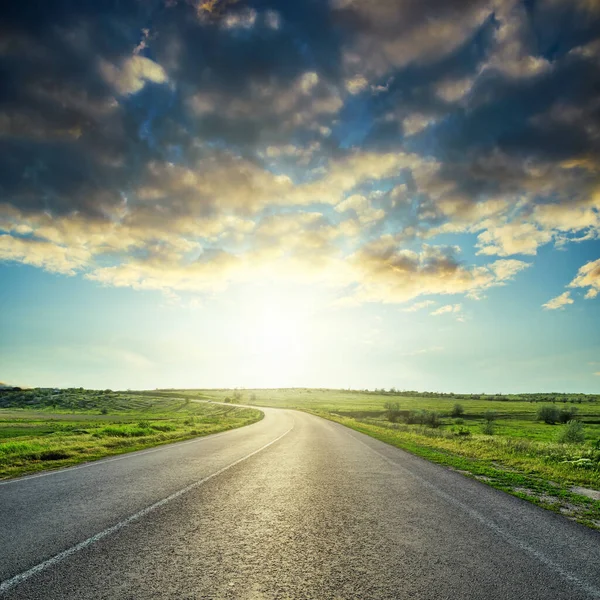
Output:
0,0,599,303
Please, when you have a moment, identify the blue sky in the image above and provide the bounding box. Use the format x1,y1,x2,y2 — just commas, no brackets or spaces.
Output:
1,0,599,391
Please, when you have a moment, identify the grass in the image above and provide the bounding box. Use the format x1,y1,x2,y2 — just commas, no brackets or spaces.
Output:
0,390,262,480
169,387,600,529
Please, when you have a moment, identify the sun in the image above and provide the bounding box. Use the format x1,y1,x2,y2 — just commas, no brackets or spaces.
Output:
235,285,314,387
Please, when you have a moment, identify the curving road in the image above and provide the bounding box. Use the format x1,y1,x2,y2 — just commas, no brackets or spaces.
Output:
1,407,599,599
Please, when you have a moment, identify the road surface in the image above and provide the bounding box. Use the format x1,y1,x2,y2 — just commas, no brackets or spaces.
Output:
1,407,599,599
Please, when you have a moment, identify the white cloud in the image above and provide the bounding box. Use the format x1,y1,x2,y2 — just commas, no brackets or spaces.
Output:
100,55,168,95
402,300,436,312
543,291,574,310
568,258,600,299
431,303,462,316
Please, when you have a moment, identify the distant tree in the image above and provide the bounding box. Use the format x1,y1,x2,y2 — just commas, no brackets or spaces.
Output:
384,401,401,423
483,410,496,422
537,405,560,424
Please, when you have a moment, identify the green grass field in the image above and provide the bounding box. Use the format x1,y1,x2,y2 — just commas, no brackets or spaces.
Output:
170,387,600,528
0,389,262,480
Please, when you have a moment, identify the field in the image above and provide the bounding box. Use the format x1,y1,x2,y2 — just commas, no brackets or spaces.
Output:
170,388,600,528
0,388,262,480
2,386,600,528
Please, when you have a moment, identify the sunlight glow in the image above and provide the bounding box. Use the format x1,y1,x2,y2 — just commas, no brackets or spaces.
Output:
234,285,314,387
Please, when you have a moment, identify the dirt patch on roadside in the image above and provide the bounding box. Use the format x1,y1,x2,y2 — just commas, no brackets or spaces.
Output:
570,486,600,501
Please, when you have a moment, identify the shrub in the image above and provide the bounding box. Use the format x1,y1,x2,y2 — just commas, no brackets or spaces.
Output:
481,420,495,435
450,403,465,418
482,410,496,422
454,418,464,425
384,401,401,423
423,410,441,428
558,407,578,424
557,420,585,444
404,410,423,424
537,405,560,424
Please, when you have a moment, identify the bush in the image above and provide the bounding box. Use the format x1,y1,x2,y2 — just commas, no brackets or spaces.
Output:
384,401,401,423
558,407,578,424
404,410,423,424
423,410,442,428
454,418,464,425
450,403,465,418
537,405,560,424
481,420,495,435
557,420,585,444
482,410,496,422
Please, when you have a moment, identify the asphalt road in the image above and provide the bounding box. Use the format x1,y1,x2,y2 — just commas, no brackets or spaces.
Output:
1,407,599,599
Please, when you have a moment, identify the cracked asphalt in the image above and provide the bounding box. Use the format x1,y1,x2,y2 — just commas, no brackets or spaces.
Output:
1,407,599,599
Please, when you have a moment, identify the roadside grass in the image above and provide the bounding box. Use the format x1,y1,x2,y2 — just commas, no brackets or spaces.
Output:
0,394,262,480
173,388,600,528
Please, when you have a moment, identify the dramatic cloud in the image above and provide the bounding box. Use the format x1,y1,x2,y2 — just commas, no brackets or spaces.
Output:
346,239,530,303
0,0,598,310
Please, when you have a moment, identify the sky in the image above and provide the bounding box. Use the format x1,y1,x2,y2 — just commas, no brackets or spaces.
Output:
1,0,600,392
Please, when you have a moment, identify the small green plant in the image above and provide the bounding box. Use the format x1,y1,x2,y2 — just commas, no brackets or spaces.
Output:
481,420,495,435
557,420,585,444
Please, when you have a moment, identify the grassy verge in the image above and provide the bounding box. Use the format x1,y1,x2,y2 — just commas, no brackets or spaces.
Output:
0,398,262,480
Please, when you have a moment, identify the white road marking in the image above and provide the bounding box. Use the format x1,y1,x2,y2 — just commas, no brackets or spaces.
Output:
0,423,293,594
